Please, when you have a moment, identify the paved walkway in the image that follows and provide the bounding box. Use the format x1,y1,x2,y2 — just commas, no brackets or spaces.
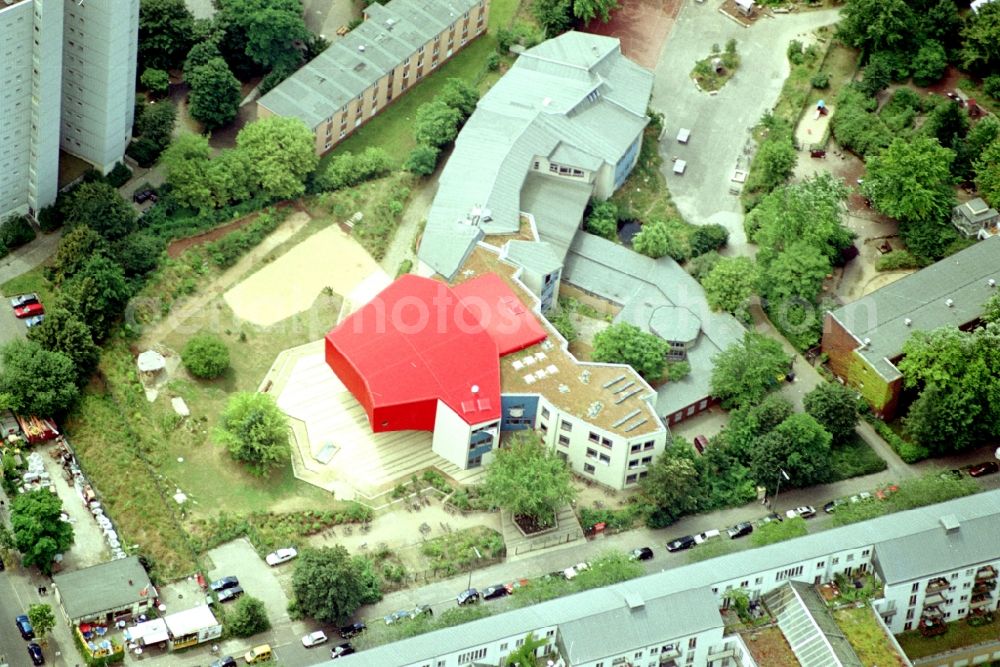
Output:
379,170,440,277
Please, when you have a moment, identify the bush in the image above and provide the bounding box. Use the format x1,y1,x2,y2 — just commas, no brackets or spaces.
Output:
182,333,230,379
872,419,929,463
404,145,440,176
689,224,729,256
486,52,501,71
984,75,1000,101
316,148,393,191
0,215,37,256
106,162,133,188
811,73,830,89
126,137,163,168
787,40,804,65
875,249,922,271
204,209,283,268
227,595,271,637
585,200,618,240
827,437,887,481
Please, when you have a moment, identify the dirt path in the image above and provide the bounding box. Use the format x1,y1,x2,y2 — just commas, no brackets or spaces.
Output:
137,212,313,348
379,171,440,276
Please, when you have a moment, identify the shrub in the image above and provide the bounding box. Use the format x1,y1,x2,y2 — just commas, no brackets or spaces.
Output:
486,52,501,71
875,249,922,271
984,75,1000,101
585,201,618,240
872,419,929,463
811,73,830,89
204,210,283,268
106,162,133,188
316,148,393,191
0,215,37,255
126,137,162,168
689,224,729,256
182,333,230,379
404,145,440,176
140,68,170,98
787,40,804,65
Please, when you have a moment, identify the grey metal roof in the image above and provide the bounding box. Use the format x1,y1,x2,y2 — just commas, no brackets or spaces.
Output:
502,240,563,276
257,0,481,128
766,581,863,667
521,173,591,263
53,556,152,620
828,236,1000,381
954,198,999,225
874,512,1000,584
418,31,653,279
323,490,1000,667
562,232,745,416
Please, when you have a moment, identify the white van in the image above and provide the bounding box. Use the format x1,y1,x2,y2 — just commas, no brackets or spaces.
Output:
693,529,721,544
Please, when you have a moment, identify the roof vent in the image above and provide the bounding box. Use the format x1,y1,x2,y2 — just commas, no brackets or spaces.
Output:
625,592,645,610
904,318,912,327
946,298,954,308
989,279,997,288
471,385,479,394
940,514,960,533
358,45,366,52
862,337,871,348
587,401,603,418
580,370,591,384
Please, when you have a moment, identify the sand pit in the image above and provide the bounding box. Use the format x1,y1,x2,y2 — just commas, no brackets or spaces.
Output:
224,224,390,327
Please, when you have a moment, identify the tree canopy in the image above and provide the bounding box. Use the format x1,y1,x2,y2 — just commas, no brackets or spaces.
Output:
632,218,683,259
572,0,619,24
215,392,290,476
482,433,575,525
404,145,441,176
414,100,464,148
291,546,381,624
702,256,757,313
710,332,790,409
138,0,195,70
960,1,1000,73
27,307,100,387
639,442,700,526
63,182,137,241
975,138,1000,208
51,225,107,285
803,382,859,444
0,341,79,416
749,413,832,491
215,0,309,71
862,136,955,225
182,333,231,379
58,255,131,342
187,57,242,130
592,322,671,382
236,117,319,200
228,596,271,637
11,490,74,575
28,604,56,640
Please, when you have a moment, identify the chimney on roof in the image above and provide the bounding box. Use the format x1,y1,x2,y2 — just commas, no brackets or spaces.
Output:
358,45,366,52
946,298,954,308
940,514,960,533
990,279,997,288
862,337,871,348
904,318,912,327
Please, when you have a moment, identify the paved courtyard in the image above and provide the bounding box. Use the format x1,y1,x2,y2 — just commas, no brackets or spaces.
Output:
650,5,843,251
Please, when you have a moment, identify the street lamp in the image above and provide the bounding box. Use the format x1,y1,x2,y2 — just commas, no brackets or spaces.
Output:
467,546,482,591
771,468,790,513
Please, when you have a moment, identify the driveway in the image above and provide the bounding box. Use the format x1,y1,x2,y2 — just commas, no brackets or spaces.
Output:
650,5,842,251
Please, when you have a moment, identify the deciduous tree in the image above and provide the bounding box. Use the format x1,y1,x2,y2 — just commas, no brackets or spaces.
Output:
749,413,832,491
689,223,729,257
960,1,1000,73
236,117,319,200
404,145,440,176
911,40,948,87
51,225,107,285
702,256,757,313
215,0,309,71
482,432,575,525
592,322,670,382
438,78,480,119
27,308,100,387
58,256,131,341
803,382,859,443
215,392,290,476
632,218,681,259
414,100,463,148
140,68,171,98
710,332,790,409
182,333,230,379
0,341,79,416
584,201,618,240
291,546,381,624
533,0,573,37
187,57,242,130
640,442,699,527
862,136,955,225
63,182,137,241
28,604,56,641
138,0,194,71
228,596,271,637
572,0,618,24
10,491,74,575
975,139,1000,208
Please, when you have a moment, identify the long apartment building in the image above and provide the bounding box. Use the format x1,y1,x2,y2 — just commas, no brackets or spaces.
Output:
257,0,489,155
328,490,1000,667
0,0,138,219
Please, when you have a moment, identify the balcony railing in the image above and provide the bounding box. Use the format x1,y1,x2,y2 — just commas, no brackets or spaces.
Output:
926,577,950,594
922,604,944,620
976,566,997,581
706,648,737,662
970,593,994,609
923,592,947,607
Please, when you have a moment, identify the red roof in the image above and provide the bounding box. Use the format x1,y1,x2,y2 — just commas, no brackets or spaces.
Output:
452,274,548,356
326,274,547,431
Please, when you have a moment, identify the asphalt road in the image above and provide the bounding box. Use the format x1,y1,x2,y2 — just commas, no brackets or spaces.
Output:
0,570,37,667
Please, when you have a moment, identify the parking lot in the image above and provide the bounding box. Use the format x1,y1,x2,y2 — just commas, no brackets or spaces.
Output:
0,298,29,348
206,539,293,626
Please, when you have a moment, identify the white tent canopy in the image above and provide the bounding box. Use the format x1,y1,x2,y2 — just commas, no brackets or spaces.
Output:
125,618,168,645
164,605,219,638
136,350,166,373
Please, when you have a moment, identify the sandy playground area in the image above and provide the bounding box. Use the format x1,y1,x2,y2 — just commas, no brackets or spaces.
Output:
224,223,391,327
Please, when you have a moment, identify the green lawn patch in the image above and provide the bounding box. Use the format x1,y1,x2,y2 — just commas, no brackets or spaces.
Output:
419,526,505,576
896,614,1000,660
834,606,907,667
827,434,887,482
315,172,415,261
691,42,740,93
1,266,56,305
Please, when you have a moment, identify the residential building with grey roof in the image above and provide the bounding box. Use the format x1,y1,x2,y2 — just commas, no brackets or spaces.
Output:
52,556,156,624
325,489,1000,666
822,235,1000,418
256,0,488,155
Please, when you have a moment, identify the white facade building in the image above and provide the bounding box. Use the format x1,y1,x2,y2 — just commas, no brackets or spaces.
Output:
0,0,138,219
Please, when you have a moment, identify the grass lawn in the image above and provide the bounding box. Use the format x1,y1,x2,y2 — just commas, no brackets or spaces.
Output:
827,433,888,482
807,40,859,112
896,616,1000,660
834,606,908,666
691,48,740,93
741,627,799,667
1,266,55,305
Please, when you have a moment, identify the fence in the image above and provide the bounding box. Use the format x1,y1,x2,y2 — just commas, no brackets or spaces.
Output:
513,530,583,556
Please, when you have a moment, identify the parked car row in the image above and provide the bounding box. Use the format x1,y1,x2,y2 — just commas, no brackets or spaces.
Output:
10,292,44,327
14,615,45,664
208,575,244,604
664,508,819,553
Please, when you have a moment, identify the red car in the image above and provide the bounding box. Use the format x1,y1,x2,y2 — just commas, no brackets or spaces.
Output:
14,302,43,318
969,462,999,477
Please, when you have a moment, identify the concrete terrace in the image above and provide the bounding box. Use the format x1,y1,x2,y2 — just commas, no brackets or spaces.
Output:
264,340,483,503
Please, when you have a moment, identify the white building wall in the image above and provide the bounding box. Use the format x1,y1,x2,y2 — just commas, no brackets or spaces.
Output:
30,0,64,214
576,627,727,667
60,0,138,173
431,401,474,469
881,558,1000,634
407,624,559,667
0,0,36,217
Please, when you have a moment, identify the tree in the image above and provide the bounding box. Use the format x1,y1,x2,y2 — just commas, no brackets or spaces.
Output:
505,633,549,667
63,182,137,241
760,243,830,304
112,233,166,279
27,308,100,387
983,292,1000,326
862,136,955,225
138,0,194,70
58,256,131,341
711,332,790,409
185,41,224,73
187,57,242,130
215,0,309,71
640,442,700,527
911,40,948,86
926,99,969,152
960,1,1000,73
751,139,796,192
723,395,795,461
584,200,618,240
228,595,271,637
404,145,440,176
215,392,290,476
414,100,463,148
837,0,917,53
291,546,381,623
803,383,859,444
955,116,1000,182
750,517,807,546
27,604,56,641
702,256,757,313
750,413,832,490
975,139,1000,207
689,224,729,257
136,100,178,151
533,0,573,37
572,0,618,23
182,333,230,379
858,52,892,98
10,491,74,575
140,68,171,98
438,78,480,119
161,133,214,210
631,218,681,259
236,116,319,200
51,225,107,285
482,432,575,525
592,322,671,382
0,341,79,416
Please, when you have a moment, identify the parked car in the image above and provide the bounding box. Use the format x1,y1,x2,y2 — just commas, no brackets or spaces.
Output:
28,642,44,665
849,492,873,504
786,506,816,519
132,189,158,204
483,584,509,601
9,293,38,308
25,314,44,328
457,588,480,605
16,614,35,640
412,604,433,618
383,609,412,625
339,622,366,639
694,529,721,544
244,644,272,664
505,578,530,594
216,585,244,603
14,302,43,318
756,513,783,527
693,435,709,454
209,657,237,667
302,630,328,647
209,576,239,592
265,547,298,566
331,642,355,659
726,522,753,539
630,546,654,561
666,535,696,552
823,499,844,514
970,462,1000,477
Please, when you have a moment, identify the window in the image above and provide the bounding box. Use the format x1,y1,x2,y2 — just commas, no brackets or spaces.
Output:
516,638,524,647
643,440,654,450
862,549,870,557
628,459,639,470
688,637,697,649
630,443,641,453
755,577,763,585
598,453,610,464
832,557,839,565
912,583,920,593
641,456,652,465
909,595,917,606
458,649,487,663
541,407,550,419
589,432,600,443
816,561,825,568
635,651,643,659
960,595,968,601
601,437,613,448
906,609,914,620
558,435,569,446
500,643,507,651
418,45,425,53
776,566,804,581
904,621,913,631
546,630,555,637
586,448,598,459
540,422,548,433
560,421,572,432
847,554,854,562
626,474,637,484
584,463,595,474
